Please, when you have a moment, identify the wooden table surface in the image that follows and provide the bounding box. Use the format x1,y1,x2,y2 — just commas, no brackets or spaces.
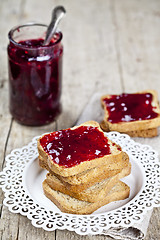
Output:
0,0,160,239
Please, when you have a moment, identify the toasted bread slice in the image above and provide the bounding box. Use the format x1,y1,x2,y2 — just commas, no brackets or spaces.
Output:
54,152,129,188
45,163,122,193
100,120,158,138
39,155,50,171
45,162,131,202
43,180,130,214
38,121,124,177
126,128,158,137
101,90,160,135
39,152,129,185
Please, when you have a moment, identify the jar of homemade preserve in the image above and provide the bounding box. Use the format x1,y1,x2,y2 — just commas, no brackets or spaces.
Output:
8,23,63,126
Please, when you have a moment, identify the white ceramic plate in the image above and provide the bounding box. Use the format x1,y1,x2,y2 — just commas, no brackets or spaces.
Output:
0,132,160,235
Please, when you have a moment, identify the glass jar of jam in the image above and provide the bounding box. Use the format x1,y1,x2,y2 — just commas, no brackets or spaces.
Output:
8,23,63,126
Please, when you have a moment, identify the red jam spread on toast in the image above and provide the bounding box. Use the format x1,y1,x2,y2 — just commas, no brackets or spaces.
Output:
103,93,158,123
40,126,114,167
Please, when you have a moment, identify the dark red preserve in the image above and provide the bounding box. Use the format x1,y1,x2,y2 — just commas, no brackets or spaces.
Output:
103,93,158,123
40,126,113,168
8,23,63,126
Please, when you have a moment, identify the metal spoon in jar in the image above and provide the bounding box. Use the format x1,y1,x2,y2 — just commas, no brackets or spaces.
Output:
43,6,66,46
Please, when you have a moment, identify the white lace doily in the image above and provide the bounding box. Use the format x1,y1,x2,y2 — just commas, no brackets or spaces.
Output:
0,132,160,235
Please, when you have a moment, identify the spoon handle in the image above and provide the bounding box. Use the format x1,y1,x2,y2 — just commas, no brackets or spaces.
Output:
43,6,66,46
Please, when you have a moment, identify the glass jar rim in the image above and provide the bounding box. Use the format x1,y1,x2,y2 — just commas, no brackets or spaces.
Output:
8,22,63,50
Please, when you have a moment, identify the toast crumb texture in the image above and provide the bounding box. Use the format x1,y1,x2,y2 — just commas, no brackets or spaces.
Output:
43,180,130,214
39,151,129,186
100,120,158,138
45,163,131,202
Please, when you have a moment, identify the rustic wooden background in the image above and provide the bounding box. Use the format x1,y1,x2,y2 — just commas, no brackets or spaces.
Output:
0,0,160,239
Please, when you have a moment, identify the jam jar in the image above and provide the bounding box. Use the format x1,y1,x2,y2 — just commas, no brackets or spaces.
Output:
8,23,63,126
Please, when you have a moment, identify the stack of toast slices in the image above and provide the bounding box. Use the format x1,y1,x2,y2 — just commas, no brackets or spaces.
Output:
38,121,131,215
101,90,160,137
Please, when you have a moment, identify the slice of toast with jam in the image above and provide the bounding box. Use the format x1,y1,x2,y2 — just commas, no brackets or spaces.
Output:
38,121,124,177
101,90,160,137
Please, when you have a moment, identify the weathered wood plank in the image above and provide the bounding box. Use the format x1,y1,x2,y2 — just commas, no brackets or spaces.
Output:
57,231,113,240
0,1,22,239
112,0,160,93
0,208,20,240
0,0,23,165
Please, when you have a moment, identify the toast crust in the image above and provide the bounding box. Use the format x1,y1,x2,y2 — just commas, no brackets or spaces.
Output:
48,168,122,193
39,152,129,185
55,152,129,186
101,90,160,132
45,163,131,202
125,128,158,137
38,121,123,177
100,120,158,137
43,180,130,215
